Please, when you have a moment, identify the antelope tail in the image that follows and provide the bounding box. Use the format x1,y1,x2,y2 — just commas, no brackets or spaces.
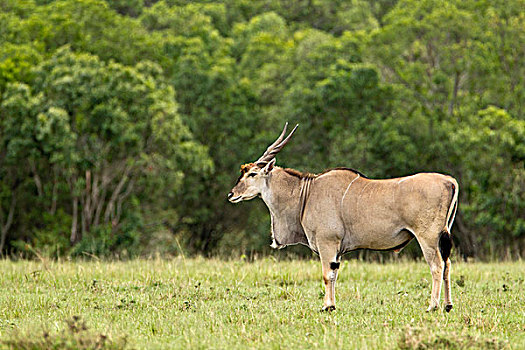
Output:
439,179,458,262
446,179,459,232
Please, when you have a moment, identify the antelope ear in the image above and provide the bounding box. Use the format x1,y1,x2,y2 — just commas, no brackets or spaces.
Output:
261,159,275,175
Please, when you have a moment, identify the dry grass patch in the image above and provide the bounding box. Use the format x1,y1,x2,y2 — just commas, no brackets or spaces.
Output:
399,326,509,350
0,316,127,350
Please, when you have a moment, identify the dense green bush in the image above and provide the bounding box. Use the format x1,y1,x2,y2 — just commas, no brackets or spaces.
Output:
0,0,523,259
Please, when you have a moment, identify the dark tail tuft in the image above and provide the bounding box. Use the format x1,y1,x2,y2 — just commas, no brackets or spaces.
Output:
439,230,452,261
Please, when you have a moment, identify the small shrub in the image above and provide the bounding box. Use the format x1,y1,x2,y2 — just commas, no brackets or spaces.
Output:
398,326,509,350
70,224,140,259
0,316,127,350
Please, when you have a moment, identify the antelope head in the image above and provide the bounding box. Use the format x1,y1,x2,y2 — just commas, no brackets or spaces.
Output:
228,123,298,203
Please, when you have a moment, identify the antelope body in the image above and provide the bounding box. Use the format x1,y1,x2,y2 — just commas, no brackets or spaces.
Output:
228,124,458,312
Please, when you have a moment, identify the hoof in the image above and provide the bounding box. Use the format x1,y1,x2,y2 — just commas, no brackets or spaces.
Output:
321,305,336,312
426,306,438,312
445,304,453,313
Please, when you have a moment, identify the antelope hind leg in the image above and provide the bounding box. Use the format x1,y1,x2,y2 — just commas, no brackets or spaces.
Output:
443,258,453,312
420,242,444,312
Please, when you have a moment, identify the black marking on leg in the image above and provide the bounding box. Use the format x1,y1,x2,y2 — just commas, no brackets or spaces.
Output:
321,305,336,312
439,230,453,262
445,304,453,313
330,262,340,270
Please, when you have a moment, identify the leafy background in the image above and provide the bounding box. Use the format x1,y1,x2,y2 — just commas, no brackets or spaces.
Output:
0,0,523,259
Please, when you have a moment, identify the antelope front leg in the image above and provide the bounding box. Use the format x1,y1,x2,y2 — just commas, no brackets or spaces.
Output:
321,261,340,311
319,244,340,311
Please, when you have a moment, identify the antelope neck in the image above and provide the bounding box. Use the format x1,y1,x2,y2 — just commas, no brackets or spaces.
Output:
262,169,310,221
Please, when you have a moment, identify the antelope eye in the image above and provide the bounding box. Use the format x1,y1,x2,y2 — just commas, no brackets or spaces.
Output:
248,173,257,177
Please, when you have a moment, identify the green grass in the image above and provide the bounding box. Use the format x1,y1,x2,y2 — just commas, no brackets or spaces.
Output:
0,258,523,349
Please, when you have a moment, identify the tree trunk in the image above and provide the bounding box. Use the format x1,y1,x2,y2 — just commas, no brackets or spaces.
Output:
29,160,44,197
93,188,106,227
115,179,134,226
49,169,58,215
104,165,132,224
70,196,79,245
82,170,92,234
0,193,16,253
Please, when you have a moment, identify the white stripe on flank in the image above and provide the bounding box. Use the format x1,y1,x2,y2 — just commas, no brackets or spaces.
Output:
398,175,416,184
341,174,360,208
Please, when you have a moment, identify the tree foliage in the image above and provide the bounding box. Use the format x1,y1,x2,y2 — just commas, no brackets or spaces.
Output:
0,0,523,259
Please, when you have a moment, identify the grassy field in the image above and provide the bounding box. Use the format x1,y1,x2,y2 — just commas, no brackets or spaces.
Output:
0,257,523,349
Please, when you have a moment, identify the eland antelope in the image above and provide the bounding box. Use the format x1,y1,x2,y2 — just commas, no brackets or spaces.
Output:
228,123,458,312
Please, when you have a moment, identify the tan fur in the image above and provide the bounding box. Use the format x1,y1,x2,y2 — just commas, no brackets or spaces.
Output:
229,125,458,312
283,168,316,178
230,166,458,312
